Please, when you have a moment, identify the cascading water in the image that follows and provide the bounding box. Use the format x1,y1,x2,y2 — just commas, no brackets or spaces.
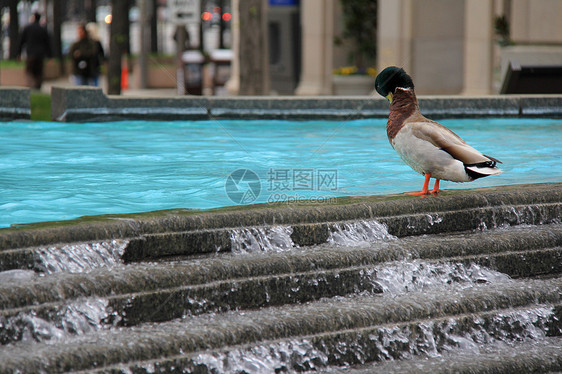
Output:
193,339,329,373
364,261,512,295
0,240,126,345
0,298,110,345
186,221,559,373
230,226,296,254
228,220,399,255
1,211,560,373
327,220,397,247
191,306,555,373
34,240,128,273
229,220,397,254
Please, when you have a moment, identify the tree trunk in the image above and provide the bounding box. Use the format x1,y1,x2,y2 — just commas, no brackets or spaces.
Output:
218,0,225,49
52,0,64,75
85,0,97,23
107,0,129,95
138,0,149,89
150,0,158,53
238,0,269,95
8,0,19,60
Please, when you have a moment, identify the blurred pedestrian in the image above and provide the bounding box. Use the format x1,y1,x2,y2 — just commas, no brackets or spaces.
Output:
85,22,106,87
68,24,98,86
17,13,52,90
173,25,191,51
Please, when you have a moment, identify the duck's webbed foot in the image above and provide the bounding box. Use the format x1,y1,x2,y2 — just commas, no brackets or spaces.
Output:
406,174,440,197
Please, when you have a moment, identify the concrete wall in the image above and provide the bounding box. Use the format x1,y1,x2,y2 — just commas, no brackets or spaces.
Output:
200,0,562,95
295,0,335,95
50,87,562,122
377,0,466,94
411,0,465,94
373,0,562,95
0,88,30,120
511,0,562,44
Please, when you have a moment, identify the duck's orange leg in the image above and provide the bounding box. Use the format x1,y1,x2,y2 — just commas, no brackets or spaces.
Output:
407,173,431,195
429,179,440,195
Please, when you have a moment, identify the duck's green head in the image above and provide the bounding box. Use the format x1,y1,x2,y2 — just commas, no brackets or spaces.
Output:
375,66,414,103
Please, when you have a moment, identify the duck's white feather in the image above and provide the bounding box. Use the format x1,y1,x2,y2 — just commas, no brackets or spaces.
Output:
465,165,503,176
391,121,502,182
409,120,492,165
392,126,471,182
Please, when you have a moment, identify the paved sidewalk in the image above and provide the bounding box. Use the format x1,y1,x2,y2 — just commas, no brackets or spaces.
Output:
41,75,178,97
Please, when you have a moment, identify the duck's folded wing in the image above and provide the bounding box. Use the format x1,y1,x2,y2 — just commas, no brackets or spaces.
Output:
409,120,498,165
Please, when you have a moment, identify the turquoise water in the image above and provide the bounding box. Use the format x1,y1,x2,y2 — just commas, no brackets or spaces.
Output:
1,118,561,228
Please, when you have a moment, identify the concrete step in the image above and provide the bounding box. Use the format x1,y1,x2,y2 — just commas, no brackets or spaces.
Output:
76,311,562,373
1,205,560,272
0,279,561,373
96,311,562,374
0,183,560,252
0,225,560,327
120,201,561,262
0,184,561,373
323,336,562,374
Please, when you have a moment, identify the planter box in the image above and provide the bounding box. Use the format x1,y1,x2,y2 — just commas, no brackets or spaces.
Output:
44,59,65,80
1,59,65,86
132,58,178,89
332,74,376,95
0,67,26,86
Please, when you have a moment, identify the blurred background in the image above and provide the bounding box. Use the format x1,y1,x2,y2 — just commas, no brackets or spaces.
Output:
1,0,561,96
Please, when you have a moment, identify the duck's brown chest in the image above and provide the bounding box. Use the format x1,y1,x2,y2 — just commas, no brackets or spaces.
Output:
386,91,418,141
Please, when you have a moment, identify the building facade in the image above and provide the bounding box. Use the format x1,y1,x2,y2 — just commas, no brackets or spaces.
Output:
228,0,562,95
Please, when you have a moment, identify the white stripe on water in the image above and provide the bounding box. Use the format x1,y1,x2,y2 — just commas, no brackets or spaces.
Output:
35,240,128,274
0,269,38,283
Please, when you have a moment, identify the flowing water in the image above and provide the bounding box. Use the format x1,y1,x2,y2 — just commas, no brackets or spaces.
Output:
229,220,396,253
1,217,560,373
230,226,296,254
192,307,554,373
0,298,112,345
327,220,397,246
35,240,128,273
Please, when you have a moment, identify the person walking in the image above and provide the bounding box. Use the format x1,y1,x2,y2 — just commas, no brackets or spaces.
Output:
17,13,52,90
68,24,98,86
85,22,106,87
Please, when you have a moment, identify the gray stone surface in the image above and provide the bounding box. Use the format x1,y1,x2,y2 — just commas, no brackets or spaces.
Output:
0,183,561,373
418,95,522,118
51,86,208,122
520,95,562,116
1,279,560,372
1,225,559,310
1,183,560,251
332,337,562,374
50,86,562,122
0,87,30,120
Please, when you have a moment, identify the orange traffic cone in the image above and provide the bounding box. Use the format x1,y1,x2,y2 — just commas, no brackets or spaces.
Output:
121,59,129,90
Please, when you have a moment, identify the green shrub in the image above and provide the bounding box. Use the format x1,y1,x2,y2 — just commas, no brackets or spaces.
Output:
30,92,51,121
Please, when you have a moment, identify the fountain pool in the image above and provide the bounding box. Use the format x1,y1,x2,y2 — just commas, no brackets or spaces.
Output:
1,117,561,228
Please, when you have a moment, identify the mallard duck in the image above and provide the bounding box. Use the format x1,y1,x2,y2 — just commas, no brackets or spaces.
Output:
374,66,503,195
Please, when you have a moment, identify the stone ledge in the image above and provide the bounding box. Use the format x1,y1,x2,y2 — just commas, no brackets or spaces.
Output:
1,279,560,372
50,87,562,122
0,87,30,120
0,182,560,251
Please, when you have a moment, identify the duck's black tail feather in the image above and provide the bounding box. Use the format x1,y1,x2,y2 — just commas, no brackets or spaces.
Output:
465,157,503,180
